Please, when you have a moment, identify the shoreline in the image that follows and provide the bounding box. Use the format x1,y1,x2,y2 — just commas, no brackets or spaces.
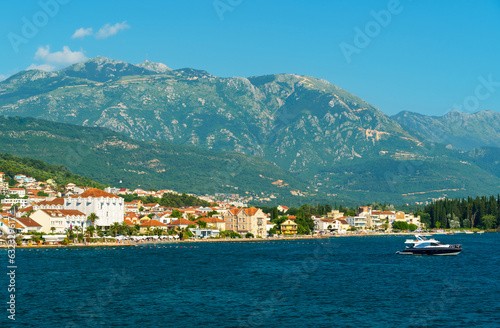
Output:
2,231,488,249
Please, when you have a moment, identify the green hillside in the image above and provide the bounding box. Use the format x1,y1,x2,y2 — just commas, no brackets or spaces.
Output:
0,152,104,189
0,116,309,203
1,57,500,205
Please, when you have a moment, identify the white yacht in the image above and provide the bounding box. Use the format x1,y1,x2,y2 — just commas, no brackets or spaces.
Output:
396,234,462,256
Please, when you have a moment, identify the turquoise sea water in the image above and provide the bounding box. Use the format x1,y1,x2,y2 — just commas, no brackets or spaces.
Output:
1,233,499,327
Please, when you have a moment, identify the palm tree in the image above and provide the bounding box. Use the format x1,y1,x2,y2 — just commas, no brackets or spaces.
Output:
120,221,129,235
64,227,73,241
110,222,121,237
74,226,82,243
86,226,95,242
87,213,98,229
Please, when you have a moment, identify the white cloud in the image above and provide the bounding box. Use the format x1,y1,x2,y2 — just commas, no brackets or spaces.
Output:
96,21,130,39
34,45,87,66
72,27,93,39
26,63,56,71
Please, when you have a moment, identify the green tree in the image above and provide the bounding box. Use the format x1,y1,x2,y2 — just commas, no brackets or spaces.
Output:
408,223,418,231
170,209,183,219
87,213,98,228
110,222,121,237
392,221,409,231
245,233,254,238
481,215,496,230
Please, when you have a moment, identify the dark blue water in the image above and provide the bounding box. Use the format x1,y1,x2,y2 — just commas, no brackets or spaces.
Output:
1,234,499,327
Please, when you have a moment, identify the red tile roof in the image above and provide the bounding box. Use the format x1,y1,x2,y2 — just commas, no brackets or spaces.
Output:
35,198,65,206
0,218,24,229
244,207,259,216
140,219,166,227
197,217,225,223
70,188,121,199
124,219,135,226
168,219,198,226
17,217,42,227
18,206,34,213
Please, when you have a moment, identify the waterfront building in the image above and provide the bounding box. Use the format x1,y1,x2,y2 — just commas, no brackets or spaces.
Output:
30,209,87,233
345,216,367,229
280,219,298,235
64,188,124,228
223,207,267,238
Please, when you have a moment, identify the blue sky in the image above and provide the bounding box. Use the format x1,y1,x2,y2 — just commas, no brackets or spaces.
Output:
1,0,499,116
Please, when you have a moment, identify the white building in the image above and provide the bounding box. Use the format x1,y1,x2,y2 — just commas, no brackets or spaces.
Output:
3,198,31,208
30,209,87,233
345,216,367,229
64,188,124,228
9,188,26,198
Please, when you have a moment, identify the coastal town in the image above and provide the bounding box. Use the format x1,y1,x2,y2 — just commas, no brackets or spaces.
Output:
0,171,425,246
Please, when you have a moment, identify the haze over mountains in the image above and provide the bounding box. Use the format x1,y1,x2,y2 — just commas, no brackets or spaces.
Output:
393,110,500,151
0,57,499,205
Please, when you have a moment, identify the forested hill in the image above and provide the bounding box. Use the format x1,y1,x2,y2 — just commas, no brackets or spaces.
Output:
0,152,105,189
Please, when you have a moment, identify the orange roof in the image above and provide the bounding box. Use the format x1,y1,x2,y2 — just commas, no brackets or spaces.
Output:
228,208,241,215
70,188,121,199
168,219,198,226
197,217,225,223
381,211,395,215
288,215,297,220
35,198,65,206
124,219,135,226
0,219,24,229
16,217,42,227
18,206,34,213
140,219,166,227
243,207,259,216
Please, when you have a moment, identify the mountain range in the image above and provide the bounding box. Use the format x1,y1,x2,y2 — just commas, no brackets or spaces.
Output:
0,56,499,205
393,110,500,151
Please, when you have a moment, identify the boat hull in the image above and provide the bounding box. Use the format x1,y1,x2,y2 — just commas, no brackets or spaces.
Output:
397,247,462,256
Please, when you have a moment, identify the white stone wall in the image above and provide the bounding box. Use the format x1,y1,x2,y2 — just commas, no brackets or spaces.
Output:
64,197,124,227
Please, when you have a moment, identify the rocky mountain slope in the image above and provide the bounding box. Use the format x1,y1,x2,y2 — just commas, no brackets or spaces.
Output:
0,57,421,174
393,110,500,151
1,57,499,204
